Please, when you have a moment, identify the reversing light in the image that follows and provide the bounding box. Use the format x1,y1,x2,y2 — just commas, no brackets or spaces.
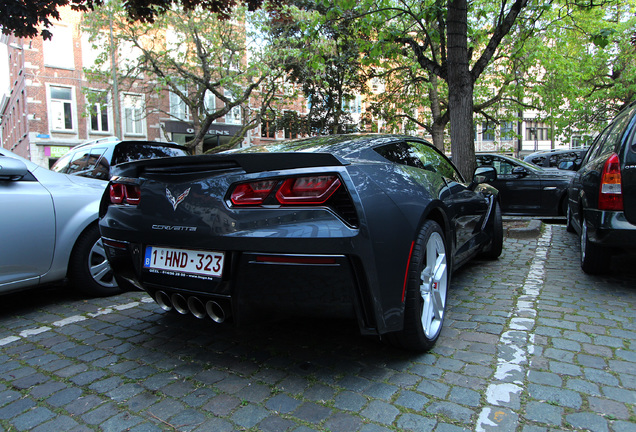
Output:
276,176,341,204
598,153,623,211
109,183,141,205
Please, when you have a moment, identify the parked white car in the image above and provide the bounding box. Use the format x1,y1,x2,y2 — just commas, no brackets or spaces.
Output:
0,147,120,296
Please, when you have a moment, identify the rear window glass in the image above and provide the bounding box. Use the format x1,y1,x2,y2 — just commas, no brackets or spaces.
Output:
374,140,463,183
599,111,632,158
112,143,188,165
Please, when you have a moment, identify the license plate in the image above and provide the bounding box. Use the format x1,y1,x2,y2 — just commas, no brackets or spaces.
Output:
144,246,224,278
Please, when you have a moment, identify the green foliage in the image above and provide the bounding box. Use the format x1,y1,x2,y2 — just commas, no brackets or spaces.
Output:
525,0,636,142
264,0,369,135
82,0,287,153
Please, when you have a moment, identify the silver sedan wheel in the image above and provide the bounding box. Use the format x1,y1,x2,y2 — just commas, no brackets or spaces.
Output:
88,238,117,288
419,231,448,339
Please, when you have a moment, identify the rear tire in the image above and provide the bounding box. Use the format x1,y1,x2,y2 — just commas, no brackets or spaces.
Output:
390,220,449,352
69,224,121,297
580,221,610,274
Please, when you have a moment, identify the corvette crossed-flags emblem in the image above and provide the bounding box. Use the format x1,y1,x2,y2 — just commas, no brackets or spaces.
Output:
165,187,191,211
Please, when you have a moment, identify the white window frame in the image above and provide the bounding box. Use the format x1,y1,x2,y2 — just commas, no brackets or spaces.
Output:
344,95,362,114
203,90,216,113
47,84,77,133
224,90,241,125
169,85,188,120
122,93,146,136
370,77,385,94
87,90,112,134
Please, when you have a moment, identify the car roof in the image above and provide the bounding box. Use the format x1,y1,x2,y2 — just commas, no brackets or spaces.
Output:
69,138,187,152
478,153,544,170
524,148,588,158
226,133,425,159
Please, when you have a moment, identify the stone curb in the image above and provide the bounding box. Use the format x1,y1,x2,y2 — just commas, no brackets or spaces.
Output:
505,219,542,238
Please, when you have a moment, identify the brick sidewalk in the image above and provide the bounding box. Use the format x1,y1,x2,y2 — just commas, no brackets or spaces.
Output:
0,224,634,431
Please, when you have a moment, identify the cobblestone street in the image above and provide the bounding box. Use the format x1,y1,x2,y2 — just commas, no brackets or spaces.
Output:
0,223,634,432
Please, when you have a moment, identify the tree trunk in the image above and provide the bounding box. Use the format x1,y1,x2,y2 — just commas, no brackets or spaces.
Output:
428,74,446,152
447,0,475,179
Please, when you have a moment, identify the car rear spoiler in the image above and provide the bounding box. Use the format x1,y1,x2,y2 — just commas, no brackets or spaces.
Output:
111,153,349,177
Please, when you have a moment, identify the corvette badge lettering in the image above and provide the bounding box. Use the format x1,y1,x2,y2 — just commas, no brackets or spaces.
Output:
166,187,191,211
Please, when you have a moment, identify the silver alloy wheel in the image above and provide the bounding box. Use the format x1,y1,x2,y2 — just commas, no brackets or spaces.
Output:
419,231,448,339
88,238,117,288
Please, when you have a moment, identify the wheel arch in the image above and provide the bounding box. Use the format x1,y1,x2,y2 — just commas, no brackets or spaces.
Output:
66,219,101,277
43,208,100,285
419,204,452,263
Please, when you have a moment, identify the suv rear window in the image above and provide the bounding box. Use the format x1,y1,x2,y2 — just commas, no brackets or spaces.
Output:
112,142,189,165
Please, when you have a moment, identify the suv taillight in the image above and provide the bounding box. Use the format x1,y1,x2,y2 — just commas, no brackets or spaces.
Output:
598,153,623,211
110,183,141,205
230,175,341,206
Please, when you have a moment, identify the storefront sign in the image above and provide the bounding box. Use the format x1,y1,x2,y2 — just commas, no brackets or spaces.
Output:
47,146,70,158
164,121,241,137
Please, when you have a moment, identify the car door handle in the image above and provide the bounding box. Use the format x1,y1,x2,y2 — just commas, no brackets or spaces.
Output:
543,186,557,190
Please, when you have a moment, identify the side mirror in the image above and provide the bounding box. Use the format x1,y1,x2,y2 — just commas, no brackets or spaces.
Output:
512,166,528,176
474,166,497,183
558,161,575,170
0,157,29,181
469,166,497,190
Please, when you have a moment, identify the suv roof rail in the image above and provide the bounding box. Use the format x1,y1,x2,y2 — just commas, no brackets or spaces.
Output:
71,136,120,150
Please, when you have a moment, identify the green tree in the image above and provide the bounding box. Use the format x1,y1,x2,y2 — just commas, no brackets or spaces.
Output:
528,2,636,144
266,1,368,135
343,0,541,176
0,0,264,40
83,1,286,153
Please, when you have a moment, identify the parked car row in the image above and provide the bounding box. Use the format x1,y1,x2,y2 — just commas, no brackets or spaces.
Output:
524,148,589,171
473,102,636,275
3,101,635,351
475,153,574,217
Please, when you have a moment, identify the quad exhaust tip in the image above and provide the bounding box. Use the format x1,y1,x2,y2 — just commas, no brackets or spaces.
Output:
154,291,228,323
206,301,226,323
155,291,173,312
187,297,207,319
171,293,189,315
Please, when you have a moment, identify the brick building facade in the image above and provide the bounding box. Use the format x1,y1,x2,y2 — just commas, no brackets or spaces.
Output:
0,7,295,167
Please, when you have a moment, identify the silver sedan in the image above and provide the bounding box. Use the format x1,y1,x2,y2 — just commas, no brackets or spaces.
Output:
0,148,119,296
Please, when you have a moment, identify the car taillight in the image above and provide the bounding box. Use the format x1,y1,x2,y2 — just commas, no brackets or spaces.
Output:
230,175,341,206
230,180,278,205
110,183,141,205
276,176,341,204
598,153,623,211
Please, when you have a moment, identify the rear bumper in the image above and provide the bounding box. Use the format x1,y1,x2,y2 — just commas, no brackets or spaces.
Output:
584,209,636,250
102,239,379,334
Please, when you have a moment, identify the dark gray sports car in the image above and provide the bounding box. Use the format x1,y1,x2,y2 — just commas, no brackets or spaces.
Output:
99,134,502,351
